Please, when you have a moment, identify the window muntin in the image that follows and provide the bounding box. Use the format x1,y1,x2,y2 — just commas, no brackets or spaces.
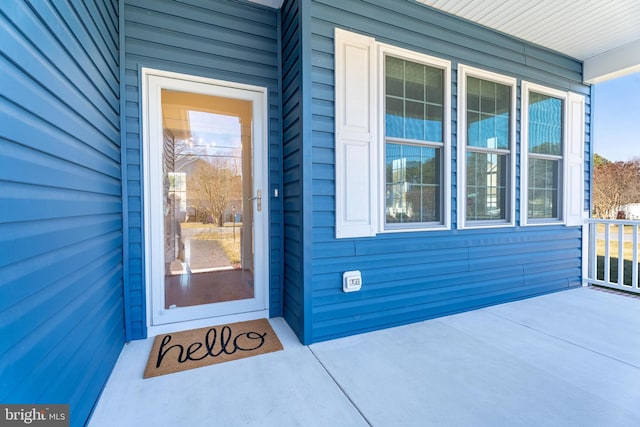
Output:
526,90,564,221
463,73,513,224
384,55,445,228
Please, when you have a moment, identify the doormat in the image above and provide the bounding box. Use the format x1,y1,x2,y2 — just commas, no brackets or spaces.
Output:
143,319,283,378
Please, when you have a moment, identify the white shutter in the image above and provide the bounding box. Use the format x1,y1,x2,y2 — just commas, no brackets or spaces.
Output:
565,92,586,226
334,28,377,238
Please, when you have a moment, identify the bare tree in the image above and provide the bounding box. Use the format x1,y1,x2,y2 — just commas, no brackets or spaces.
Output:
593,156,640,218
188,160,233,225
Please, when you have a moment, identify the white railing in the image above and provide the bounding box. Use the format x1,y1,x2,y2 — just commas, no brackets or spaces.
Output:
585,218,640,294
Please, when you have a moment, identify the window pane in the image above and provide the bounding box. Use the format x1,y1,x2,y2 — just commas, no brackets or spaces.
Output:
467,77,480,111
495,83,511,115
529,92,563,155
494,114,509,149
479,113,495,148
528,158,560,219
466,152,508,221
385,56,444,142
386,56,404,97
405,100,425,140
467,77,510,149
160,90,253,309
426,67,444,105
386,96,404,138
467,111,482,147
386,143,441,224
405,61,425,101
480,79,497,113
426,103,443,141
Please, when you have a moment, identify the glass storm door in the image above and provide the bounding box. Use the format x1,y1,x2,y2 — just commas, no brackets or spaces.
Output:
144,70,268,327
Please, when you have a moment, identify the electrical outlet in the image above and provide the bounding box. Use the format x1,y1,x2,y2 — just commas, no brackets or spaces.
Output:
343,270,362,292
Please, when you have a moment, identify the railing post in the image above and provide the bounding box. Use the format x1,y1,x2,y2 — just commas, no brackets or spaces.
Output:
618,224,624,286
588,220,596,284
634,225,639,291
582,215,589,286
604,223,610,284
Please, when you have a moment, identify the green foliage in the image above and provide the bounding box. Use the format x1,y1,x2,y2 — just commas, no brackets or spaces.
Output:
593,153,610,167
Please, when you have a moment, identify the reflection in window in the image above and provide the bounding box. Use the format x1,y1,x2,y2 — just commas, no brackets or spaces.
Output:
527,91,563,220
159,89,254,309
385,55,444,227
168,172,187,213
465,75,512,222
466,152,507,220
528,158,560,218
386,144,441,224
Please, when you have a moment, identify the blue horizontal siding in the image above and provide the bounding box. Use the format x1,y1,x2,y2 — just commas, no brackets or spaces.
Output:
122,0,282,338
303,0,590,343
0,1,124,426
312,281,568,340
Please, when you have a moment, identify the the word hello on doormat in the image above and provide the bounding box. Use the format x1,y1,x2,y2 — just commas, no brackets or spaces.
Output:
143,318,283,378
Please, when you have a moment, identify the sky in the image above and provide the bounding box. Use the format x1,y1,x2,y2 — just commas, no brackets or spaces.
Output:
592,71,640,162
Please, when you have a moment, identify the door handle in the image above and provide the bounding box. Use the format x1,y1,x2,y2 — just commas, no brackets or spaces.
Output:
248,189,262,212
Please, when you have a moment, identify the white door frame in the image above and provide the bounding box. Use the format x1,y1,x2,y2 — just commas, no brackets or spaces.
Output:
141,68,269,336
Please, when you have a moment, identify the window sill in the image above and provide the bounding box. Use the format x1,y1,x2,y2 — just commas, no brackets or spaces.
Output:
522,219,565,227
380,224,451,234
459,220,515,230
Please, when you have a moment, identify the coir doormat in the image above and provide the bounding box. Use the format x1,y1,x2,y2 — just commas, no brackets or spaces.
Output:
143,319,283,378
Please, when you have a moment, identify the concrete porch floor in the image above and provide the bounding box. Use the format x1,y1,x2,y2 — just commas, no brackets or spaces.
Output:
88,288,640,427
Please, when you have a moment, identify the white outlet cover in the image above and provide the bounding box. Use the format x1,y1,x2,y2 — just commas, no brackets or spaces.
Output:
343,270,362,292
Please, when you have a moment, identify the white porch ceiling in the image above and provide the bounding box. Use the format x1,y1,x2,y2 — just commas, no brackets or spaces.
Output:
416,0,640,83
248,0,640,83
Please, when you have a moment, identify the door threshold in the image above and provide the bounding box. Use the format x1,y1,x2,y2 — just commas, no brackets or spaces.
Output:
146,309,270,338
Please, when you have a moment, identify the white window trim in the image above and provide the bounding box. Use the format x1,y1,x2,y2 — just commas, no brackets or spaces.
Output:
377,43,451,233
520,81,568,226
457,64,517,229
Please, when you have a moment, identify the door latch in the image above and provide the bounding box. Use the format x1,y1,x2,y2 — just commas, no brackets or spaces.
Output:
249,189,262,212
